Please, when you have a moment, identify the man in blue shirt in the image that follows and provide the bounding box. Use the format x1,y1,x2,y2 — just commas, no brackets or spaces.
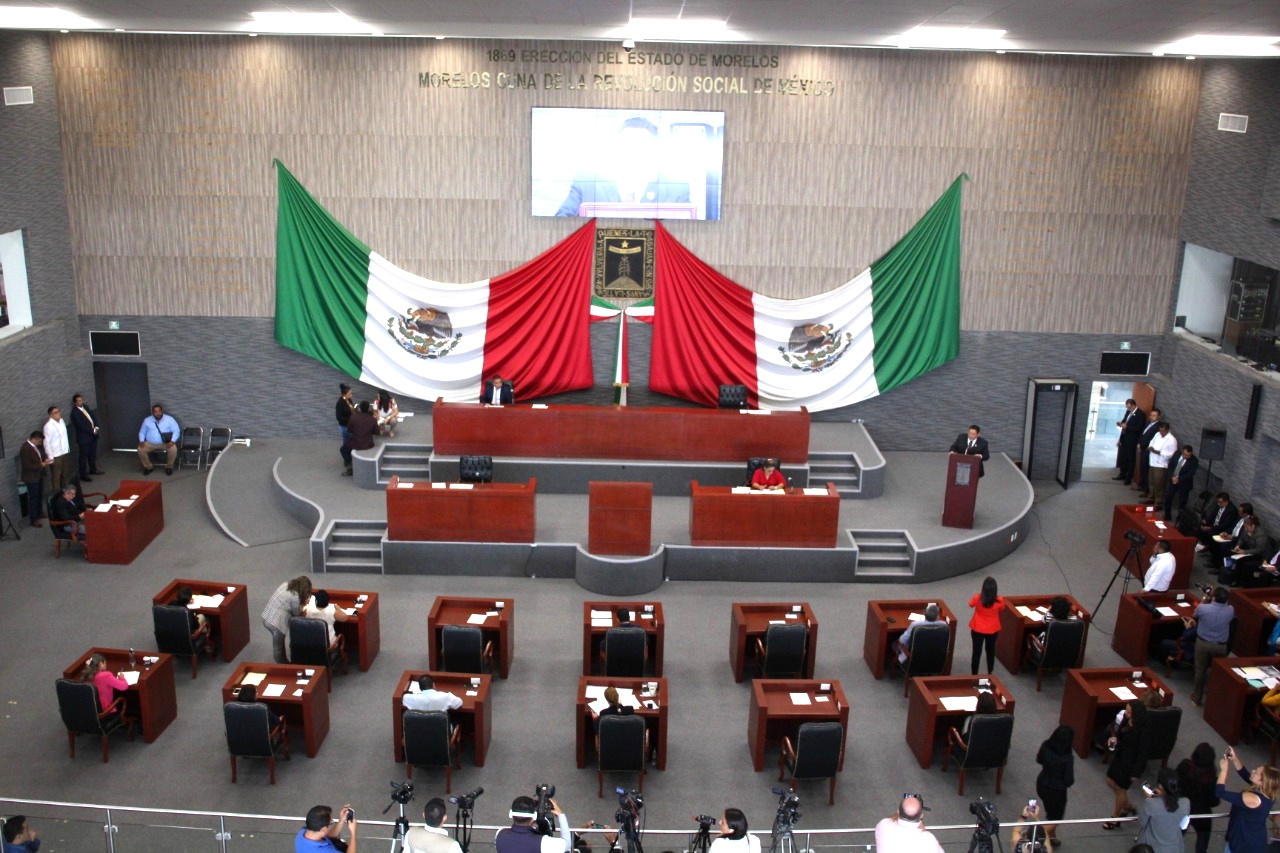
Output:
137,404,180,476
296,804,357,852
1190,585,1235,707
2,815,40,853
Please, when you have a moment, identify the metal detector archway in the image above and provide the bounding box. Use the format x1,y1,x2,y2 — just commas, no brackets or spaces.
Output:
1022,378,1079,488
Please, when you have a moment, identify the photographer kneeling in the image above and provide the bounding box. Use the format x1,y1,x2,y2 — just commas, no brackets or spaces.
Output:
496,796,572,853
1009,800,1051,853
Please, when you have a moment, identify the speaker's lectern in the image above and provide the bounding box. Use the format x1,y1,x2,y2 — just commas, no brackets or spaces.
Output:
942,452,980,529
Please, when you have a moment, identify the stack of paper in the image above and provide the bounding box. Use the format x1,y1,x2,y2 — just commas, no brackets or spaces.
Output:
730,487,751,494
121,671,140,686
241,672,267,687
191,593,224,608
1110,686,1138,701
802,488,828,496
789,692,812,705
940,696,978,712
262,683,286,698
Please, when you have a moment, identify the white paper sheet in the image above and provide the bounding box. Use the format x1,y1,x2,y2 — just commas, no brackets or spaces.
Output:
1156,607,1179,617
584,685,607,700
591,618,613,627
802,488,828,496
940,696,978,712
262,683,286,698
120,671,140,686
907,612,925,622
789,692,812,705
451,483,474,490
590,610,612,619
431,482,447,489
731,487,751,494
93,503,113,513
240,672,266,687
1110,686,1138,701
191,594,224,608
395,482,414,489
466,613,489,625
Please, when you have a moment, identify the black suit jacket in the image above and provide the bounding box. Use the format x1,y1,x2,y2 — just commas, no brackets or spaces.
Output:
949,434,990,477
1138,421,1160,453
1168,453,1198,487
480,384,514,405
1119,408,1145,439
1205,502,1240,537
69,405,100,445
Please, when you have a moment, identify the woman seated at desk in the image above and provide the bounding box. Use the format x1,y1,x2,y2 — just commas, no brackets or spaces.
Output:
81,653,129,712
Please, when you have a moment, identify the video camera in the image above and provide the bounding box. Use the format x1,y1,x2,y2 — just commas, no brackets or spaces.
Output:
771,788,801,831
693,815,717,827
449,787,484,811
1123,528,1148,548
969,797,999,835
389,780,415,806
533,783,557,836
615,787,644,825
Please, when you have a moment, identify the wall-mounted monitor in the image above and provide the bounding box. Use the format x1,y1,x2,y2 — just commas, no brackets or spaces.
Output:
531,107,725,221
90,330,141,357
1099,351,1150,376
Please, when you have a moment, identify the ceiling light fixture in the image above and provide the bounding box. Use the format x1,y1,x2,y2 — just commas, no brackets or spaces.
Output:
1,6,96,29
1154,35,1279,57
246,11,377,35
891,26,1008,50
610,18,736,42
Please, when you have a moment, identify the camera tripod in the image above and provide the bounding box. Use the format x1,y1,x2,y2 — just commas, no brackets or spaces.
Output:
383,797,412,853
615,806,643,853
1094,540,1143,618
0,506,18,541
453,801,475,852
687,820,714,853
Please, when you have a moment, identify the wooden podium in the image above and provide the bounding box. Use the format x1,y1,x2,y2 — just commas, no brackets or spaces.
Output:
942,452,980,529
587,481,652,556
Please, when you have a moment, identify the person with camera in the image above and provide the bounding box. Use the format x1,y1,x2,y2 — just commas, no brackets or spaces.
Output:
1134,768,1190,853
874,795,943,852
296,804,357,852
405,797,463,853
708,808,759,853
1190,586,1235,707
495,795,572,853
1009,799,1052,853
1217,745,1279,853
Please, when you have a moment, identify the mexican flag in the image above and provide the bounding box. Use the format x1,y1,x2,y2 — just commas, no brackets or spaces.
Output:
639,175,965,411
274,160,597,401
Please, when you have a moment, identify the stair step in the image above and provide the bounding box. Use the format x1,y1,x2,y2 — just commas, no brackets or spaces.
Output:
382,464,432,475
332,530,383,544
329,544,381,559
324,558,383,572
334,519,387,530
858,540,908,553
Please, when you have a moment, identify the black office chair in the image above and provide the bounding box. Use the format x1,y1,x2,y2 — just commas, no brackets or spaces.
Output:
153,604,214,680
440,624,494,674
288,617,346,691
206,426,232,466
602,626,647,677
178,426,204,470
224,700,290,784
897,622,952,696
1024,618,1087,691
778,721,844,805
753,624,807,679
596,713,648,798
942,712,1015,794
56,678,135,763
1252,703,1280,765
459,455,494,484
1146,705,1183,768
403,710,462,792
718,384,749,409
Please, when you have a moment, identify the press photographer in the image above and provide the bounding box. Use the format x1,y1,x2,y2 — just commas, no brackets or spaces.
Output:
1009,799,1051,853
405,797,464,853
296,803,357,853
495,788,572,853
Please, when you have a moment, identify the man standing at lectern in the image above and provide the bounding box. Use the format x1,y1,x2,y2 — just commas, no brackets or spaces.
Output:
949,425,990,478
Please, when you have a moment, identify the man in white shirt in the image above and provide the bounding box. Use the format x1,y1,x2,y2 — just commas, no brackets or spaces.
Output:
1144,540,1176,592
302,590,349,654
1145,422,1177,509
875,796,943,853
401,674,463,713
405,797,464,853
42,405,72,492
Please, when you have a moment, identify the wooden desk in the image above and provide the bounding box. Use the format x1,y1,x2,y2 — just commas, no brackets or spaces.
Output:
862,599,958,680
221,663,330,757
575,677,668,770
995,595,1091,674
84,480,164,564
1108,504,1195,590
1204,656,1280,745
1229,589,1280,657
729,602,819,683
324,589,380,672
588,482,652,556
1060,668,1173,758
391,671,492,766
386,478,536,543
690,483,840,548
434,402,811,463
1111,591,1199,666
748,679,849,772
428,597,515,679
581,602,664,676
152,579,250,663
63,648,177,743
905,675,1015,769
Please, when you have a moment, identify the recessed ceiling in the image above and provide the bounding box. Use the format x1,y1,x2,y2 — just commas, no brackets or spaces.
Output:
5,0,1280,56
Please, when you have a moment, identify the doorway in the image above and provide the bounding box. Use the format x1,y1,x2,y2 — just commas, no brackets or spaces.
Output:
93,362,152,451
1083,380,1156,479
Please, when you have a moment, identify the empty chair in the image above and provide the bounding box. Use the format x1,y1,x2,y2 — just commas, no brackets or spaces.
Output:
459,455,494,484
56,678,134,763
942,712,1015,794
1024,619,1087,691
288,616,347,691
596,712,648,797
718,384,749,409
224,699,289,784
177,426,204,470
897,622,952,696
440,624,493,675
153,604,214,680
778,721,845,805
403,710,462,792
754,624,807,679
205,426,232,466
1146,705,1183,768
602,626,647,677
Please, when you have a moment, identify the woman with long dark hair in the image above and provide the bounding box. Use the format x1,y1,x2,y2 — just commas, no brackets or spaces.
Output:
80,652,128,711
1136,767,1190,853
1035,724,1075,847
1177,742,1220,853
967,576,1004,675
1103,702,1149,829
708,808,759,853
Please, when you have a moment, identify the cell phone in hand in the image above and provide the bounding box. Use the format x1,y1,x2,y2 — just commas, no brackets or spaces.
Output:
1027,798,1037,811
1142,784,1155,796
344,808,354,821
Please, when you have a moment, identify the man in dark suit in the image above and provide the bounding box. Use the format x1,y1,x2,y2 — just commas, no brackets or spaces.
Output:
50,484,89,538
480,376,514,405
555,117,691,218
19,431,50,528
1134,407,1161,495
1113,398,1144,483
1162,444,1199,519
1196,492,1239,551
949,424,990,477
69,393,105,482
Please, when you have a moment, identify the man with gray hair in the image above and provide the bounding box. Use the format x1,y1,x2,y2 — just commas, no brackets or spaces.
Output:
895,604,944,665
875,795,943,852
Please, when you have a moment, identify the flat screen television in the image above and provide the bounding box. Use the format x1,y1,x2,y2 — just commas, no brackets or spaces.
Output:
1099,351,1150,376
531,107,725,220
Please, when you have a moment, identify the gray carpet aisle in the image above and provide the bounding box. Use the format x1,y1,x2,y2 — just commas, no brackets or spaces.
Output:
205,440,311,546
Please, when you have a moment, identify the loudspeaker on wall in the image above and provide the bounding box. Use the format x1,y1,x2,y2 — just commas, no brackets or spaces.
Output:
1200,427,1227,461
1245,383,1262,440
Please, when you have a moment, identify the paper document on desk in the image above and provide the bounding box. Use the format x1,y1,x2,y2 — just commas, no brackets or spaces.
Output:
731,487,751,494
1110,686,1138,701
120,671,140,686
531,404,549,409
1156,607,1179,617
262,683,286,698
590,610,612,619
799,488,824,496
431,482,447,489
94,503,114,512
1240,666,1268,679
591,618,612,627
191,594,224,608
940,696,977,712
789,692,812,705
451,483,474,490
466,613,488,625
395,482,414,488
240,672,266,687
114,498,135,507
342,608,357,616
907,612,925,622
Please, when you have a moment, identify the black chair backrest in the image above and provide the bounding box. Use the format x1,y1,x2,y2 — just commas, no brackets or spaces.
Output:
209,427,232,449
905,622,951,676
224,701,273,758
597,713,646,772
47,496,73,540
761,624,807,678
1146,705,1183,763
441,624,485,673
403,710,452,767
459,455,494,484
288,617,331,667
792,721,844,779
180,426,202,447
153,605,198,656
1227,617,1240,655
603,627,647,677
718,384,748,409
746,457,765,484
1039,619,1086,669
56,679,104,734
959,713,1015,769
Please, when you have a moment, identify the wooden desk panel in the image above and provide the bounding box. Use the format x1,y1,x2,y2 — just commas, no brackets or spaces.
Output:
85,480,164,564
995,595,1091,675
690,483,840,548
582,602,664,676
1108,505,1195,590
1060,668,1173,758
1111,592,1198,666
326,589,380,672
433,402,811,462
386,478,536,543
747,680,849,772
862,600,958,680
152,579,250,663
588,482,653,557
222,663,330,757
575,677,668,770
391,671,492,766
905,675,1015,769
428,597,515,679
63,648,177,743
1229,590,1280,657
729,603,818,683
1204,656,1278,745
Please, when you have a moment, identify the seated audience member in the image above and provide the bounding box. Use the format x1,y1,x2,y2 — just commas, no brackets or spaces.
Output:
401,674,463,714
750,458,786,491
1208,502,1254,572
1196,493,1239,551
593,685,634,734
1030,595,1078,647
297,803,356,853
137,403,180,476
374,389,399,438
1251,546,1280,590
347,402,378,454
50,484,89,538
481,376,514,405
404,797,462,853
236,683,283,731
1221,515,1268,585
169,586,212,646
1143,541,1176,592
896,603,943,664
80,652,128,711
2,815,40,853
959,691,1000,740
302,589,349,654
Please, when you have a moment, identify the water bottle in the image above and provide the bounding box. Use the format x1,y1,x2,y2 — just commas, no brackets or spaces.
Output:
128,648,136,669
